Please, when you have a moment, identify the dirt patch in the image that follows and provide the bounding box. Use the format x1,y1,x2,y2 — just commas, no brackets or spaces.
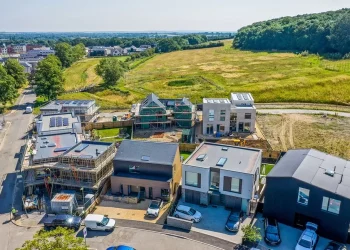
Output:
257,114,350,158
152,132,164,138
270,74,285,79
221,73,247,78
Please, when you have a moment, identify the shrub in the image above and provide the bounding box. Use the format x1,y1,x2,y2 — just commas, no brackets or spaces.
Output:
300,50,309,57
242,225,262,243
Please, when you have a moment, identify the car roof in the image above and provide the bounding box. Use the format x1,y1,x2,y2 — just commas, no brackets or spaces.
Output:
55,214,70,219
266,218,277,226
85,214,104,221
177,205,191,211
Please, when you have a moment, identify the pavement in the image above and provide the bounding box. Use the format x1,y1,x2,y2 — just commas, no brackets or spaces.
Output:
0,87,36,250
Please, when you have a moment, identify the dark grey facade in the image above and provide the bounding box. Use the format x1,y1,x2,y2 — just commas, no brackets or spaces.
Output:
264,149,350,243
113,160,172,179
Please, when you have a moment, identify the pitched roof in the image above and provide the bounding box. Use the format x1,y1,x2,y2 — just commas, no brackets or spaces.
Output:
268,149,350,199
114,140,178,165
140,93,165,109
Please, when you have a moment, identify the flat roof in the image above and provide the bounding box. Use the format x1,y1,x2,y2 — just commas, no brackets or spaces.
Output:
203,98,230,104
63,141,112,159
231,93,254,102
268,149,350,199
40,100,95,111
33,133,77,162
51,193,74,202
184,142,261,174
39,113,79,132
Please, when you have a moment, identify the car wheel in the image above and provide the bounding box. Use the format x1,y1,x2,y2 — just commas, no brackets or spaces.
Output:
174,214,179,218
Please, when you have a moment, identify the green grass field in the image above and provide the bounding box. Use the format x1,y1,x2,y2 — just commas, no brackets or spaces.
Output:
60,40,350,109
180,152,192,161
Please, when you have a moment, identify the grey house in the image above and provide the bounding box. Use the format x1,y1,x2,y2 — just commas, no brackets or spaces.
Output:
111,140,182,201
264,149,350,243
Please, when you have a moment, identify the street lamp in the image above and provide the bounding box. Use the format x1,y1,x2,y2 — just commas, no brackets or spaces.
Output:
80,187,84,205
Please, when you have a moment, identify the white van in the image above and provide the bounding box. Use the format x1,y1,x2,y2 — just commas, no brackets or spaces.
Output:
25,106,33,114
84,214,115,231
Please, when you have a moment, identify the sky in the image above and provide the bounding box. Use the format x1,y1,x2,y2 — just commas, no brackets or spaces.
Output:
1,0,349,32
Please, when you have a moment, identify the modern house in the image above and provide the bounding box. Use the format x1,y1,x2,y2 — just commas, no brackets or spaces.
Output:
20,47,55,59
264,149,350,243
40,100,99,122
202,93,256,136
182,142,262,214
19,61,33,73
132,93,196,130
35,113,82,136
111,140,182,201
12,44,27,54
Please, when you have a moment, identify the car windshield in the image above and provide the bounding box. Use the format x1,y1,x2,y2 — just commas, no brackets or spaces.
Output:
188,208,196,215
266,226,278,234
101,217,109,226
229,214,240,221
149,201,160,209
299,239,311,248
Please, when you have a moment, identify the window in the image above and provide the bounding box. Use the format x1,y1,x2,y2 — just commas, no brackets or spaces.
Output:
216,157,227,167
244,122,250,132
219,125,225,132
210,169,220,190
297,187,310,205
220,116,225,121
206,124,213,134
231,178,241,193
245,113,251,119
209,109,214,121
196,154,206,161
129,166,140,174
185,171,201,187
322,197,341,214
220,110,226,115
161,189,170,198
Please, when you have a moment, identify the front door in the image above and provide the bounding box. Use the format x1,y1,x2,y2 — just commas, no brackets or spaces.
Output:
149,187,153,199
139,187,146,200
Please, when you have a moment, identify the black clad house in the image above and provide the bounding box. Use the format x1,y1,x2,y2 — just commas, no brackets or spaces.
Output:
264,149,350,243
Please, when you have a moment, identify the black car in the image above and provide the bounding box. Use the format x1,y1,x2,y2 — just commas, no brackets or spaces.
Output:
325,241,347,250
264,217,281,245
225,211,242,232
43,214,82,231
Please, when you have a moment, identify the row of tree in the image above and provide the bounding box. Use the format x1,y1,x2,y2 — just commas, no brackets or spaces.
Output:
234,8,350,56
54,42,86,68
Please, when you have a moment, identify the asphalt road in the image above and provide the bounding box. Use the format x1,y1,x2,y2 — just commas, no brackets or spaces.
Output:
0,88,36,250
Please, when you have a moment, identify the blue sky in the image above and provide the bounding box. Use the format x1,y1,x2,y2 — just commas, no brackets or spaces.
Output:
1,0,349,32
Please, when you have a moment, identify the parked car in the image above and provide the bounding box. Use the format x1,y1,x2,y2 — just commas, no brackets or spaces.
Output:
25,106,33,114
146,199,163,217
325,241,347,250
225,211,242,232
264,217,281,245
85,214,116,232
173,205,202,222
295,222,318,250
106,246,135,250
43,214,81,231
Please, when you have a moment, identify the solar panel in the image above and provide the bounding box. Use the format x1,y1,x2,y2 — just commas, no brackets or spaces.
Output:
49,117,56,127
48,143,56,147
53,147,71,152
74,144,89,152
83,101,89,105
56,117,62,127
237,94,242,100
63,118,69,126
242,93,249,100
64,101,71,104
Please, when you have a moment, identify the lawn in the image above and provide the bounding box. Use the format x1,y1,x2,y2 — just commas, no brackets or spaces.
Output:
60,40,350,109
95,128,120,138
261,164,274,175
180,152,192,161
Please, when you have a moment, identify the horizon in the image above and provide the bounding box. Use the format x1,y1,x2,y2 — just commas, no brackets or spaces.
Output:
1,0,349,32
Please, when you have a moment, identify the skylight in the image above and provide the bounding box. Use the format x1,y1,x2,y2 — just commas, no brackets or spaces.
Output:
216,157,227,167
141,155,150,161
196,154,206,161
222,147,228,151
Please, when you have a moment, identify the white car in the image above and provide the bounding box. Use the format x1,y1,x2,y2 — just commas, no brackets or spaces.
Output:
84,214,116,232
173,205,202,222
295,222,318,250
146,199,163,217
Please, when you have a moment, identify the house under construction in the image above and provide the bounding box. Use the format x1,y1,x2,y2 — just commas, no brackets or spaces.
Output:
132,93,196,130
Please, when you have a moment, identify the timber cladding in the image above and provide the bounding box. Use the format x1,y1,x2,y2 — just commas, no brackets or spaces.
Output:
84,120,133,131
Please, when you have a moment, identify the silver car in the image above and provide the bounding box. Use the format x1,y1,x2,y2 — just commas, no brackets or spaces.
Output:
173,205,202,222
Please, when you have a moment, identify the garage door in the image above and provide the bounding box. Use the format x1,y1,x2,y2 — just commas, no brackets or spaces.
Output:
185,189,200,204
224,195,242,210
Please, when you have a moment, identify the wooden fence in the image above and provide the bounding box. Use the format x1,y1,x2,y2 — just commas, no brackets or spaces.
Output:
84,120,133,131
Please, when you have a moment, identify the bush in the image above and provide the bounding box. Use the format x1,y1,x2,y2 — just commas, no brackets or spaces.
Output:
343,53,350,59
300,50,309,57
242,225,262,243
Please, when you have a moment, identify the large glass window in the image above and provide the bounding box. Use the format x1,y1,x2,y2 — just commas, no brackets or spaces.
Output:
245,113,251,119
297,187,310,205
209,109,214,121
129,166,140,174
185,171,199,187
322,197,341,214
206,124,213,134
220,116,225,121
231,178,241,193
210,170,220,190
244,122,251,132
220,110,226,115
161,189,170,198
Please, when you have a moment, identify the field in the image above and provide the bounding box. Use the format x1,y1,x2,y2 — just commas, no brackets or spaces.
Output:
257,114,350,159
60,40,350,109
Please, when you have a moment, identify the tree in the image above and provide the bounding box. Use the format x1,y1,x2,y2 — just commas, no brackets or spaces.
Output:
95,58,128,86
241,225,262,243
72,43,86,61
329,15,350,55
4,59,27,88
0,65,18,107
55,42,74,68
157,39,181,53
17,227,88,250
34,55,64,100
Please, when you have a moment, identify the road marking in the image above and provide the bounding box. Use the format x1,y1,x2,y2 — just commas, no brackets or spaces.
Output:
0,173,7,194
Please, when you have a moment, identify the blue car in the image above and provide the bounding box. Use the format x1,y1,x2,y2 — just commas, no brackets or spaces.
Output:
106,246,135,250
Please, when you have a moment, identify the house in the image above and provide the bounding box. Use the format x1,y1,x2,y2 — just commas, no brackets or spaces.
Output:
202,93,256,136
111,140,182,201
0,44,7,55
132,93,196,130
89,46,111,56
264,149,350,243
12,44,27,54
35,113,82,136
19,61,33,74
20,48,55,59
112,46,123,56
40,100,99,122
182,142,262,214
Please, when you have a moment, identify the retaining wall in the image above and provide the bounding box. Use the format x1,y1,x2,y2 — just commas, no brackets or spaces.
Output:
166,216,192,230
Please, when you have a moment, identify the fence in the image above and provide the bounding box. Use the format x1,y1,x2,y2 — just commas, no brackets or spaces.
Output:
84,120,133,131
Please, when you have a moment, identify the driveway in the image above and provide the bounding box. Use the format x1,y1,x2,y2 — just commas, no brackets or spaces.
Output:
178,201,252,244
253,213,350,250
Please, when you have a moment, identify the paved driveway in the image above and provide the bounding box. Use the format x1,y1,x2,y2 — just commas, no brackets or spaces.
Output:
178,201,252,244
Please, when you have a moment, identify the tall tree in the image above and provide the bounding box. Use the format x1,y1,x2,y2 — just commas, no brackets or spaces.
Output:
4,59,27,88
17,227,88,250
34,55,64,100
72,43,86,61
0,66,18,107
157,39,181,53
329,15,350,55
95,58,128,86
55,42,74,68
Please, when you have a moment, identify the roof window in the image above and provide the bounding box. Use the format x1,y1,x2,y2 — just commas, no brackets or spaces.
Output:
196,154,206,161
325,169,335,177
216,157,227,167
222,147,228,151
141,155,150,161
